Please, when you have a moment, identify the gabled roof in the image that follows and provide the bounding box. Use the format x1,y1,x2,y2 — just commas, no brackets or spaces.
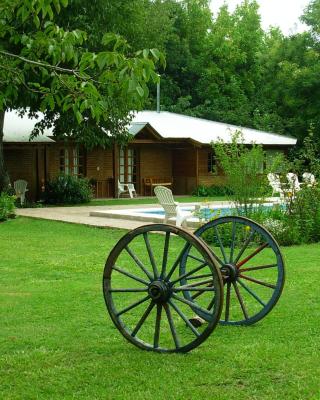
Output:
3,109,297,146
131,111,297,146
3,110,54,143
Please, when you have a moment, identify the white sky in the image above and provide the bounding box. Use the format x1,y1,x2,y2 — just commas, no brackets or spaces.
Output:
210,0,311,35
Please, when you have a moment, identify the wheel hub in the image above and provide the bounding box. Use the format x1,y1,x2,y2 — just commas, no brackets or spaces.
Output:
220,263,238,283
148,280,171,303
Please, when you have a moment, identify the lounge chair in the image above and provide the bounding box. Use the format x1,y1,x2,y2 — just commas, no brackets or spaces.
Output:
118,180,137,198
14,179,28,205
154,186,192,228
287,173,301,193
302,172,316,187
267,173,285,199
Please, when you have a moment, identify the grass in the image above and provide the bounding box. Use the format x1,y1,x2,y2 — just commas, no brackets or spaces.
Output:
0,217,319,399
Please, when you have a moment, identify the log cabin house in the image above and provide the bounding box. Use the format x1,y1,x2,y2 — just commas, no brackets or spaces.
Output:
3,110,297,200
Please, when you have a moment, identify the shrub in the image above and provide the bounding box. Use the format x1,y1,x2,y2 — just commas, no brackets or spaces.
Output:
213,131,280,215
0,192,16,221
192,184,231,197
43,175,93,205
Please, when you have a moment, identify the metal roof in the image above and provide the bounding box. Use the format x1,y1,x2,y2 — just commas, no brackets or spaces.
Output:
131,111,297,146
3,109,297,146
3,110,54,143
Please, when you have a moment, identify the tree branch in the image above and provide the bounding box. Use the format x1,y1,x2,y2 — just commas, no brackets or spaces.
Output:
0,50,78,75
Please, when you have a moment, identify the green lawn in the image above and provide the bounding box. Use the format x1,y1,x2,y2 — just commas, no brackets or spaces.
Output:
0,218,319,399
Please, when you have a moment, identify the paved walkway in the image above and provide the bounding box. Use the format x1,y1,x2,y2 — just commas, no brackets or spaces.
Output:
16,204,164,230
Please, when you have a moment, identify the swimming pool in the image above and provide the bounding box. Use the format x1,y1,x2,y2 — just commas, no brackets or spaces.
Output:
90,202,242,227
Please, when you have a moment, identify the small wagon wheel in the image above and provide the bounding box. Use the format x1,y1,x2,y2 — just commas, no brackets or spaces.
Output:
103,224,223,353
180,216,285,326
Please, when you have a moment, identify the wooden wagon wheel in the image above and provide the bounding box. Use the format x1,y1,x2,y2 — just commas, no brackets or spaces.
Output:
103,224,224,353
180,216,285,326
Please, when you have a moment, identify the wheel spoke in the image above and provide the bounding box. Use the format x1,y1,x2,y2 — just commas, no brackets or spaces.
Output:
169,300,201,337
225,281,231,322
233,282,249,320
125,246,153,281
240,263,277,273
160,232,170,279
207,295,216,311
110,288,148,293
234,229,255,264
163,303,180,349
153,304,162,348
229,220,236,263
174,278,214,290
239,274,276,289
131,301,155,337
143,232,159,279
172,293,213,316
170,261,208,285
186,273,213,281
113,265,150,286
116,295,151,317
173,287,215,292
236,242,269,268
238,279,266,307
213,225,227,263
187,249,224,269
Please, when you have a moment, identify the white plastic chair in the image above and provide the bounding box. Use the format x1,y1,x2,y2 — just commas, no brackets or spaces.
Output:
118,180,137,198
287,173,301,192
267,173,285,199
154,186,191,227
302,172,316,187
14,180,28,205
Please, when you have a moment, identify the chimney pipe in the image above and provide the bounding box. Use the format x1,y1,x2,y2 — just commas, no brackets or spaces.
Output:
156,78,160,113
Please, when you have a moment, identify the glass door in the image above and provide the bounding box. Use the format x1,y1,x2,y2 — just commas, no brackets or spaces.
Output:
119,148,138,186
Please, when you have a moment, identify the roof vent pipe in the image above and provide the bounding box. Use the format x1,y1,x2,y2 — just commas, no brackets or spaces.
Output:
156,77,160,113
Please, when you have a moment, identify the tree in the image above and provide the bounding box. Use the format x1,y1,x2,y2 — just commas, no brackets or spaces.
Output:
0,0,164,192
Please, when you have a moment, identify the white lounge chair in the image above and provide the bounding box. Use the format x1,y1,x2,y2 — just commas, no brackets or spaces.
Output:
267,173,285,199
302,172,316,187
287,173,301,193
14,179,28,205
154,186,192,228
118,180,137,198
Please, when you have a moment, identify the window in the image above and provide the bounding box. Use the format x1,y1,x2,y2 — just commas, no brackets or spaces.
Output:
59,146,85,176
207,152,216,173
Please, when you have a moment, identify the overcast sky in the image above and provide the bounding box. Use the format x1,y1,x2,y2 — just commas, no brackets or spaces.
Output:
209,0,311,35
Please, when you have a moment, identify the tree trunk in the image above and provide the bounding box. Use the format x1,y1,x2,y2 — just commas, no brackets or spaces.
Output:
0,110,10,193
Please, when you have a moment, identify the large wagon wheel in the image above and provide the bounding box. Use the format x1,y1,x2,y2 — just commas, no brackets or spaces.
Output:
103,224,224,353
180,216,285,326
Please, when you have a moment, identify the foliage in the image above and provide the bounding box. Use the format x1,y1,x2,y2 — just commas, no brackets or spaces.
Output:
213,132,273,215
0,0,164,192
43,174,93,204
192,184,231,197
0,192,15,221
283,185,320,245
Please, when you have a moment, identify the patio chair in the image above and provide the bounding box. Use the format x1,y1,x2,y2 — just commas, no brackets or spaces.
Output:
118,180,137,198
287,173,301,193
154,185,192,227
13,179,28,205
267,173,285,199
302,172,316,187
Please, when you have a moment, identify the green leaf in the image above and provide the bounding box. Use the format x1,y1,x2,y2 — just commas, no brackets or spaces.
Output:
75,110,83,124
136,85,144,97
150,48,160,60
